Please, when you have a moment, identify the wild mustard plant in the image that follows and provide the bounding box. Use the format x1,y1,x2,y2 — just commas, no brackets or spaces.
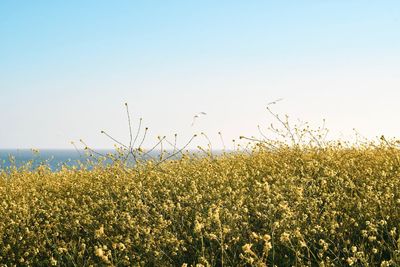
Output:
0,105,399,266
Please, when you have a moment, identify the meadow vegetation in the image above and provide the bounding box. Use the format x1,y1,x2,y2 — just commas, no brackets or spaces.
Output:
0,106,399,266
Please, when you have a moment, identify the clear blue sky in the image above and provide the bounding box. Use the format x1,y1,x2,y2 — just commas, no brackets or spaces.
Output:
1,1,400,149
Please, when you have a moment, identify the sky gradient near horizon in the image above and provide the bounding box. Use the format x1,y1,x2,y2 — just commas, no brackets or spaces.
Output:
1,1,400,149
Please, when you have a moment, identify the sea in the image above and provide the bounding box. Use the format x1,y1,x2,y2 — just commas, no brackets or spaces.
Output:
0,148,228,172
0,149,123,171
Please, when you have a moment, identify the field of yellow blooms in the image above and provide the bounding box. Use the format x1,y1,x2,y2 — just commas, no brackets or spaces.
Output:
0,143,400,266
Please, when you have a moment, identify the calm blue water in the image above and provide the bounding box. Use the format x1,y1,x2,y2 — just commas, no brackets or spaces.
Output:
0,149,117,171
0,149,226,172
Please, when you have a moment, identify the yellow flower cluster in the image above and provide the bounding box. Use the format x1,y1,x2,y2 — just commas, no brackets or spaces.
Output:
0,142,399,266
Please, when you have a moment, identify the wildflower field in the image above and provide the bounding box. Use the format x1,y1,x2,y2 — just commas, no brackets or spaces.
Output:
0,141,399,267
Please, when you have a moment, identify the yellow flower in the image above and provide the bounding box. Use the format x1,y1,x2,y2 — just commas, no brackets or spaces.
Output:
242,243,253,253
280,232,290,242
95,225,105,238
346,257,355,266
263,234,271,241
194,221,204,233
95,247,105,257
50,257,57,266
